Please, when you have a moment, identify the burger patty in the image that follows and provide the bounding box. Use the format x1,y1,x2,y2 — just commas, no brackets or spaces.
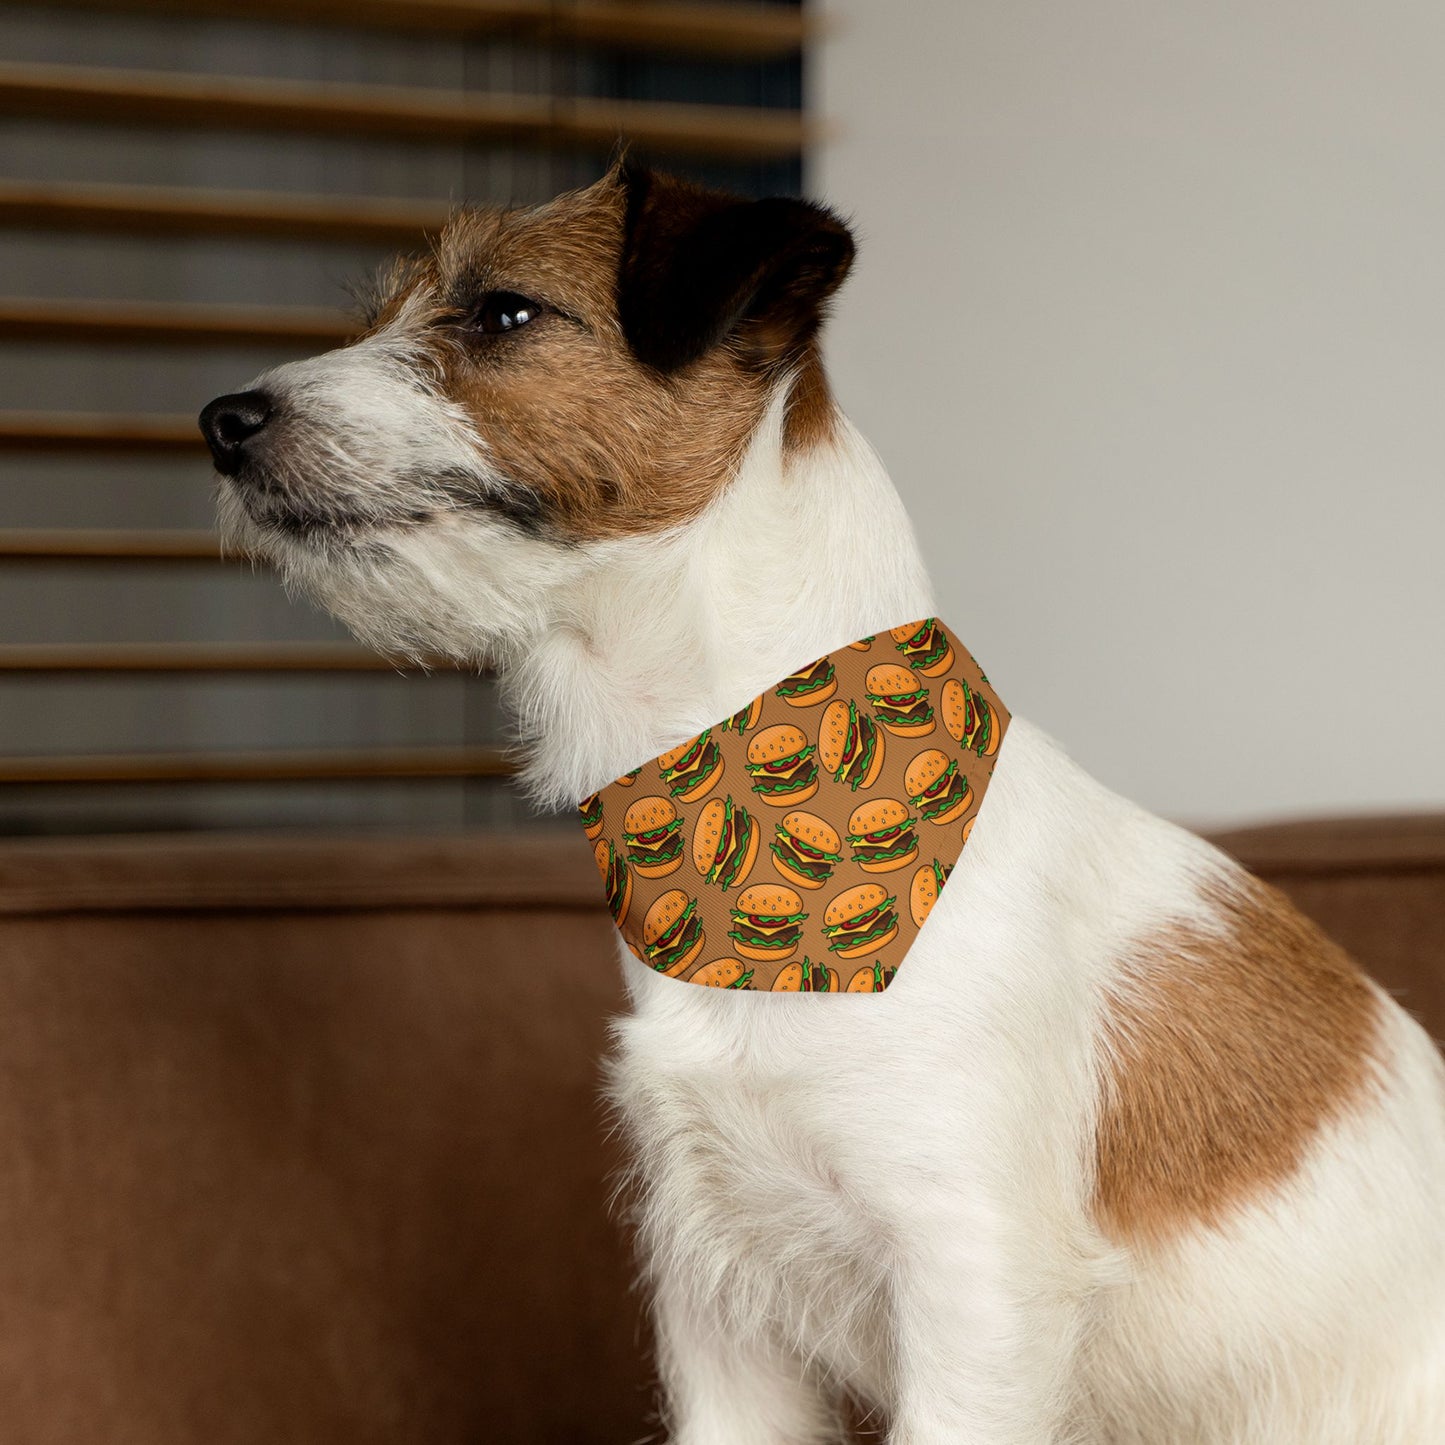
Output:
625,822,684,865
896,623,949,671
776,658,834,699
646,908,701,970
770,829,839,882
727,915,805,951
846,826,917,865
869,690,933,727
912,765,967,821
823,899,898,951
747,747,817,796
661,734,720,795
704,804,755,890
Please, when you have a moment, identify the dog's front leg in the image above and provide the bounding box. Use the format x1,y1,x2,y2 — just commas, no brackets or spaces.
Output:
885,1209,1091,1445
653,1274,842,1445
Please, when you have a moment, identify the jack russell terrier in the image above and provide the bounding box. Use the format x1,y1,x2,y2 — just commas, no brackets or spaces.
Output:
200,162,1445,1444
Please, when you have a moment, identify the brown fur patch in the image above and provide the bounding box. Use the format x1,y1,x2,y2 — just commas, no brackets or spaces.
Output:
368,176,785,542
782,344,839,456
1094,872,1382,1246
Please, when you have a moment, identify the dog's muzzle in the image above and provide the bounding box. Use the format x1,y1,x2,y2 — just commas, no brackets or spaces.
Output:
199,390,274,477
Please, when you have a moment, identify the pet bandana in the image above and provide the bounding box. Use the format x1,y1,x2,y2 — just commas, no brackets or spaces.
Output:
578,618,1008,993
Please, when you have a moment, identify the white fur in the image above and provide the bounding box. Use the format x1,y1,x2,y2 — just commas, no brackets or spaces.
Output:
219,347,1445,1443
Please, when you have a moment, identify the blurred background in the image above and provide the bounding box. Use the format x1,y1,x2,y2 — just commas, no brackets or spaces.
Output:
0,5,1441,1443
0,0,801,837
818,0,1445,827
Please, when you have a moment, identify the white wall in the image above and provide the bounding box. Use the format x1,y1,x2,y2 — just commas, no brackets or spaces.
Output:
812,0,1445,827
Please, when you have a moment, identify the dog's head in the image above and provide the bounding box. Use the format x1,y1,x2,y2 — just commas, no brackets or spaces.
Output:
200,163,854,662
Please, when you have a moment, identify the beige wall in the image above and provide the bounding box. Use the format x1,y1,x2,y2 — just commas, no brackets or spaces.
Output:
812,0,1445,826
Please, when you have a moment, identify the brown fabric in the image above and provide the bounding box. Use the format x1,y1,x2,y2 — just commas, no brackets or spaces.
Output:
580,618,1008,991
0,832,650,1445
0,815,1437,1442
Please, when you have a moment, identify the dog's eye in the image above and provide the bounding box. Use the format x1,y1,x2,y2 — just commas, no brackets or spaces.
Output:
471,291,543,335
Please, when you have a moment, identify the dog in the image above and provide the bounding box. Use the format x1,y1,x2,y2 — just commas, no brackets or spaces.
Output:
200,162,1445,1443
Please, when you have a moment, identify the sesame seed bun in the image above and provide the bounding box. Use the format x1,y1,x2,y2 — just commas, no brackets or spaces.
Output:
817,698,885,788
779,811,840,853
847,637,874,651
903,749,951,798
961,816,975,845
846,963,891,992
686,958,751,988
824,881,891,929
691,796,728,873
846,797,910,838
909,863,940,929
624,794,676,835
864,663,920,697
746,723,810,764
734,884,804,917
940,678,968,743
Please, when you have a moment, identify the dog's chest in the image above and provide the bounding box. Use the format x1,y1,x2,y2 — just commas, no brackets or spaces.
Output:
611,994,898,1384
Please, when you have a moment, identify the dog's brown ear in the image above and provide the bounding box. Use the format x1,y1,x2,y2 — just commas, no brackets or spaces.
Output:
617,162,855,374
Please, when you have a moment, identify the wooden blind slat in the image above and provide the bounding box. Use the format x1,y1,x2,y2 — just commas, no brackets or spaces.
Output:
0,180,448,245
0,643,419,673
0,62,812,161
0,529,221,561
0,745,512,784
0,413,204,452
0,297,353,348
29,0,810,59
0,413,203,450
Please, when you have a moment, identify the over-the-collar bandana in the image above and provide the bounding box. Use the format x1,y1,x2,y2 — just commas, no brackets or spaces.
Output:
578,619,1008,993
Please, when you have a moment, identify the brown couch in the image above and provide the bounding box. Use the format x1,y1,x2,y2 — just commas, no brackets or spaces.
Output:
0,816,1440,1443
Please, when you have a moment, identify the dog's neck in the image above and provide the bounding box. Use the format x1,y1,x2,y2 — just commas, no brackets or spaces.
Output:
504,390,936,810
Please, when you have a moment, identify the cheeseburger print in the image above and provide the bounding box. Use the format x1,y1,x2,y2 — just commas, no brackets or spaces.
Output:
746,724,819,805
890,618,954,676
865,664,935,737
658,728,723,802
692,794,759,892
776,657,837,707
581,619,1007,991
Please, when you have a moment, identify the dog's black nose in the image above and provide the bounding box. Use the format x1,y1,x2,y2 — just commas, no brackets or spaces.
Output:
199,390,273,475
